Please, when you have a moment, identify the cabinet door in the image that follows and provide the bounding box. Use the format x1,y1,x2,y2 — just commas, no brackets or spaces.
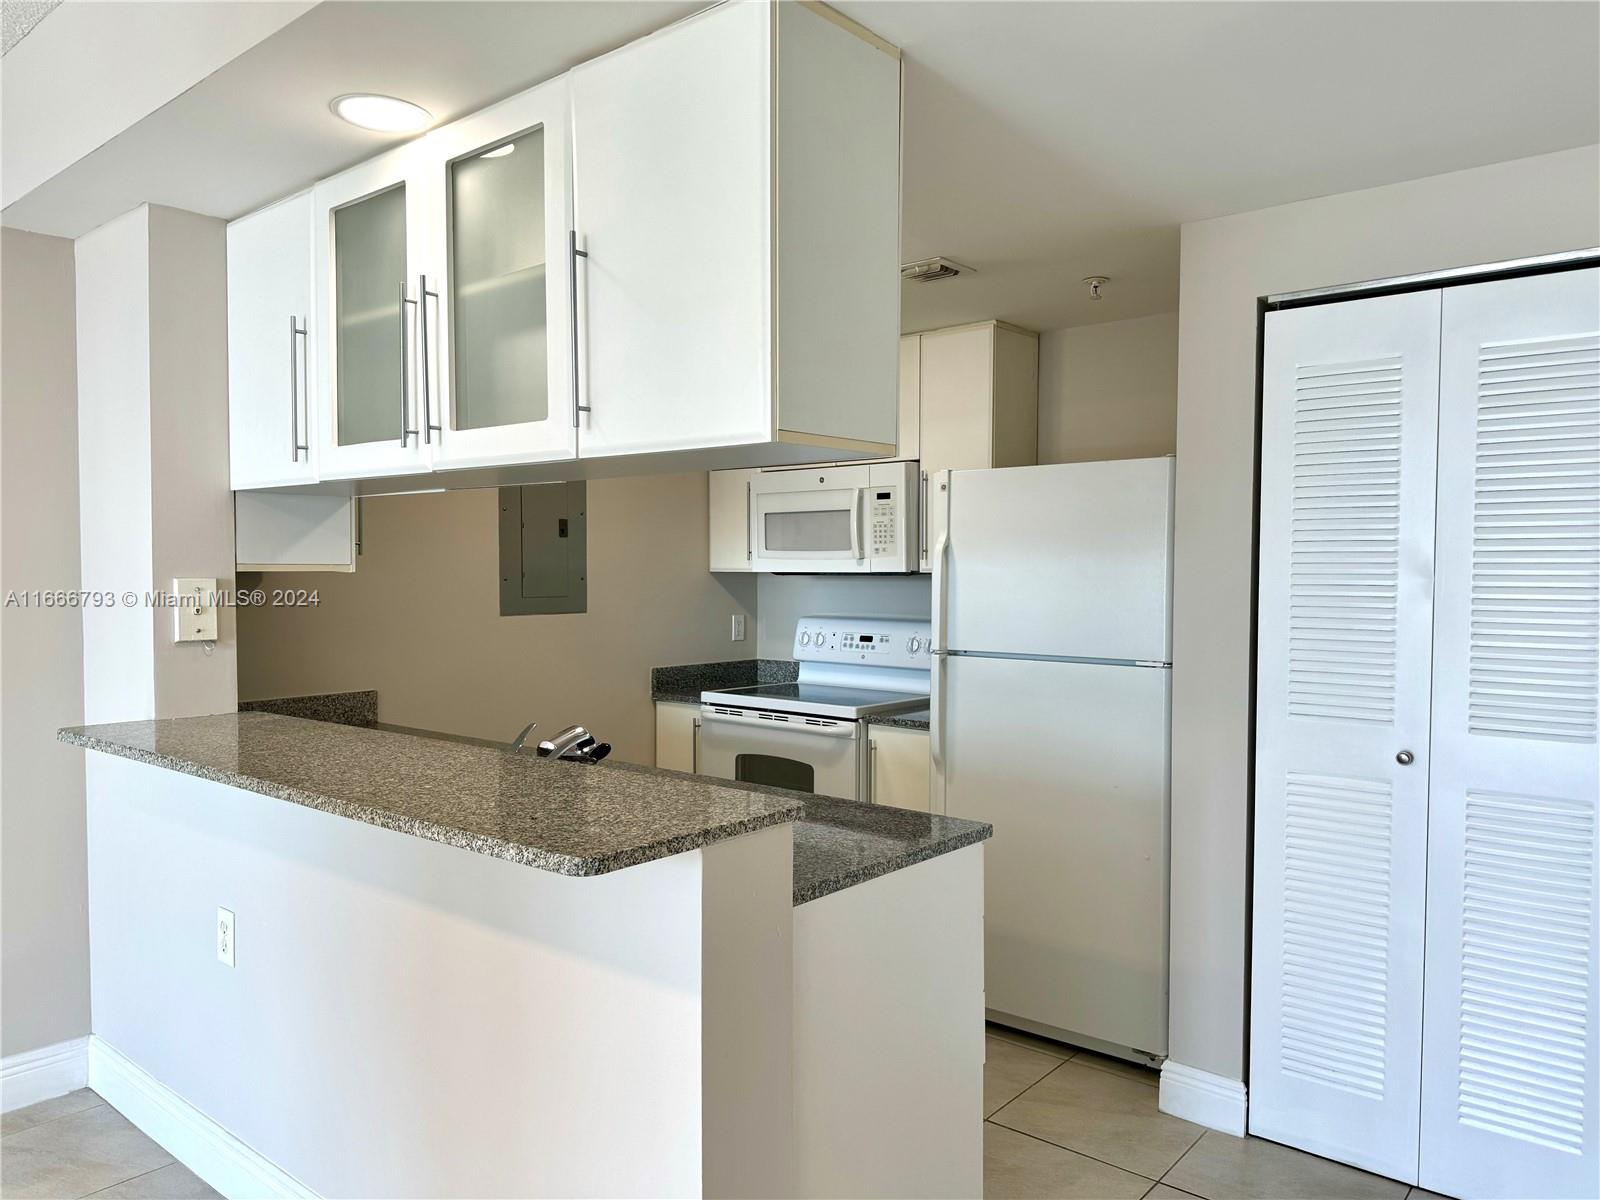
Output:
1420,268,1599,1200
228,193,315,489
1250,291,1442,1182
424,77,576,471
655,702,701,774
897,334,921,463
571,0,772,458
918,324,994,479
313,144,432,481
709,468,757,572
867,724,930,812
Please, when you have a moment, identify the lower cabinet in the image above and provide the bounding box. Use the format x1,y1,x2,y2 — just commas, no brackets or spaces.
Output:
867,723,931,811
654,701,700,774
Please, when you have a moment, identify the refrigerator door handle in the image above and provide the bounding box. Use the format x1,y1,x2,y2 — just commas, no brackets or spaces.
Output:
929,527,951,806
930,529,950,653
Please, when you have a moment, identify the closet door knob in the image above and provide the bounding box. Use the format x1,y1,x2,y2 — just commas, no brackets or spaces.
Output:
1396,750,1415,766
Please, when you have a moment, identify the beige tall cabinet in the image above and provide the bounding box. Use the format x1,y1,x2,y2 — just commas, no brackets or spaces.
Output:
907,321,1039,571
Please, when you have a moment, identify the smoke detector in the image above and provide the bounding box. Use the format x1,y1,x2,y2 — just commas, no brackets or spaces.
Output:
902,256,976,283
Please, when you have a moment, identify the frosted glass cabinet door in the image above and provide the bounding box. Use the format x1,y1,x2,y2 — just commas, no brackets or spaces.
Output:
312,143,431,481
425,76,575,470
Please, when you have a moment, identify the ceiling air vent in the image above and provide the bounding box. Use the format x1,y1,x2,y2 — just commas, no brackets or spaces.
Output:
901,256,975,283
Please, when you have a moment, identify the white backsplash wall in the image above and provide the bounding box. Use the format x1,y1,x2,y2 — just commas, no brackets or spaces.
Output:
755,574,932,658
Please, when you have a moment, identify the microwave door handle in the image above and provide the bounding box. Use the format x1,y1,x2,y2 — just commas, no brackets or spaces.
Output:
850,487,864,562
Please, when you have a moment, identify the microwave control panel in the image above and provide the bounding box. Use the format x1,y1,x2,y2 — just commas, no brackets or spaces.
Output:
793,616,933,667
870,488,897,558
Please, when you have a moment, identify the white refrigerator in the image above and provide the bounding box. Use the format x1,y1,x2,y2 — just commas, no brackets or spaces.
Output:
930,457,1173,1061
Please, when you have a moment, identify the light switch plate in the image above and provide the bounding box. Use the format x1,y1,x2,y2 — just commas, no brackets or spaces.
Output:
173,578,218,643
731,613,747,642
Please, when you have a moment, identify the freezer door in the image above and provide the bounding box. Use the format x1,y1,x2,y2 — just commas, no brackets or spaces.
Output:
943,653,1170,1055
945,459,1174,662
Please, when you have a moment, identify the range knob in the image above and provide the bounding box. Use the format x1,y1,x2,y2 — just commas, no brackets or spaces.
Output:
814,627,826,644
799,631,812,647
908,635,922,654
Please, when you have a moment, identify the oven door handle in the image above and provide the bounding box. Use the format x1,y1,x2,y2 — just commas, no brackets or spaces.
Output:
698,707,859,738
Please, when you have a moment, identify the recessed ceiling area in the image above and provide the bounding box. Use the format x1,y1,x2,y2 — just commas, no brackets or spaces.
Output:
839,0,1599,331
4,1,1596,335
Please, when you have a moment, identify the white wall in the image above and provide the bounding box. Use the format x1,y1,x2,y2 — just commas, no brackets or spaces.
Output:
0,227,89,1058
1169,143,1600,1087
1038,312,1178,463
238,475,758,764
86,752,793,1197
75,205,237,724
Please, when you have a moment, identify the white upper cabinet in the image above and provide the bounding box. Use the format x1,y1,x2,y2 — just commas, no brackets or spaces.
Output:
571,0,901,463
228,192,316,489
312,141,433,481
231,1,901,492
424,76,576,471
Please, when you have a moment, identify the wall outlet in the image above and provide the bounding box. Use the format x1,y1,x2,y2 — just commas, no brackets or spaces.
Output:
731,613,747,642
174,577,219,643
216,907,235,967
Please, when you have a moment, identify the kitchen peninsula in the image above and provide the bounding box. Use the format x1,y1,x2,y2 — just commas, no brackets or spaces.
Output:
59,714,988,1199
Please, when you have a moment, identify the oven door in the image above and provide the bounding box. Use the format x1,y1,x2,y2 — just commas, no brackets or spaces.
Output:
696,705,862,800
751,465,870,573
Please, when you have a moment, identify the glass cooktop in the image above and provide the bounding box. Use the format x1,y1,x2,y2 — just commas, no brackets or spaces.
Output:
700,681,928,720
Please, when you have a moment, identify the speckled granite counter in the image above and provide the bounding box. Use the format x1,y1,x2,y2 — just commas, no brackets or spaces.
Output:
865,707,930,731
650,658,798,705
239,690,377,727
59,713,801,877
792,795,987,905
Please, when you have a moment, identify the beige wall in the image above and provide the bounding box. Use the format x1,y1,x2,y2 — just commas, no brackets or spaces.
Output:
1,227,90,1056
1038,312,1178,463
1170,143,1600,1085
238,474,757,766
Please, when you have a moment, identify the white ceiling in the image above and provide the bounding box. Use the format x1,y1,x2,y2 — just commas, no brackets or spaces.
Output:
0,1,700,238
838,0,1599,331
4,1,1596,333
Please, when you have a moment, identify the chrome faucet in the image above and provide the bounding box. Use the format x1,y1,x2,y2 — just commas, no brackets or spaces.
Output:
510,722,539,753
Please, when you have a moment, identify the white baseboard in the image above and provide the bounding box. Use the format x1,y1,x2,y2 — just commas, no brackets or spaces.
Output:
1159,1059,1248,1136
2,1036,89,1113
88,1036,317,1199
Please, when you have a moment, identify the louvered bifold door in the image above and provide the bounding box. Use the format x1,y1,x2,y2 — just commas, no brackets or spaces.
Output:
1251,291,1441,1181
1420,267,1600,1200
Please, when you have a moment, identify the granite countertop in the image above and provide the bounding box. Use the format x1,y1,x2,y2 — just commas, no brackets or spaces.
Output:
58,713,802,878
239,690,377,727
791,794,988,905
650,658,798,705
866,707,930,731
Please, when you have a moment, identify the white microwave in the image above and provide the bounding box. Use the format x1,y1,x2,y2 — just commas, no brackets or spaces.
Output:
750,461,919,573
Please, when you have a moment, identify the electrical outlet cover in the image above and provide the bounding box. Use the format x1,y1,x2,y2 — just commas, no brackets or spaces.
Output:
217,906,235,967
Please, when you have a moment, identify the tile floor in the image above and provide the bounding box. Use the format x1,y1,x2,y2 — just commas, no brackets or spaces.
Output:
0,1092,216,1200
0,1033,1452,1200
981,1024,1451,1200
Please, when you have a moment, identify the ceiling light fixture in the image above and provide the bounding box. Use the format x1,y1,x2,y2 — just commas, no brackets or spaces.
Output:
479,143,516,159
330,94,434,134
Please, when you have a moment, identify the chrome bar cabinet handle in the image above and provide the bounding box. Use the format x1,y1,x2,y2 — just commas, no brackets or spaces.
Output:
418,274,441,444
399,281,418,447
569,230,589,427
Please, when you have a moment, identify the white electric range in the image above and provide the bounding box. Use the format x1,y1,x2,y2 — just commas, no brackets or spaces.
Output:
697,616,931,800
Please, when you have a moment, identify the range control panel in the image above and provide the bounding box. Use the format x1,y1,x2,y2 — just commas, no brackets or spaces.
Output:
792,616,933,667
